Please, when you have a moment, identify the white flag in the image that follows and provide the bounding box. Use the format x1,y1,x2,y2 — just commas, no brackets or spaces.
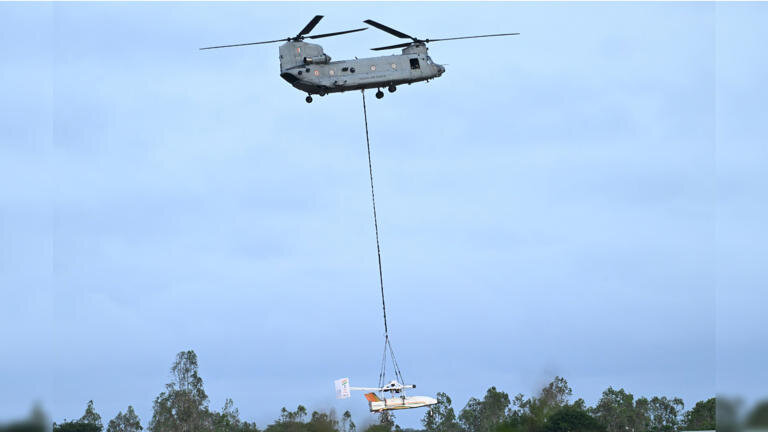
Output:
335,377,351,399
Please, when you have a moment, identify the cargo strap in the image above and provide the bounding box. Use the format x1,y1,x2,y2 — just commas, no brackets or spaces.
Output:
361,90,406,392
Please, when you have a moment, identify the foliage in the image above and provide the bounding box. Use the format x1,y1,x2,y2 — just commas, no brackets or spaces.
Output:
681,398,715,430
54,423,101,432
264,407,344,432
543,406,605,432
79,401,104,432
107,406,143,432
459,387,511,432
590,387,649,432
647,397,683,432
422,392,461,432
375,411,395,432
340,411,356,432
149,350,211,432
507,377,575,432
211,399,260,432
49,351,718,432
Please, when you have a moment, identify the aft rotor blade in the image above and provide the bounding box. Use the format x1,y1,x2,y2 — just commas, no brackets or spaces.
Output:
199,38,288,50
370,42,413,51
427,33,520,43
308,27,367,39
363,19,416,40
297,15,324,37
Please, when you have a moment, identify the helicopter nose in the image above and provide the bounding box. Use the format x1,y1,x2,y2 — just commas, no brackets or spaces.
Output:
437,65,446,75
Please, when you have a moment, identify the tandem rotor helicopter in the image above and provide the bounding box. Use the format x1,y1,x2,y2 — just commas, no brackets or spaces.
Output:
201,16,519,103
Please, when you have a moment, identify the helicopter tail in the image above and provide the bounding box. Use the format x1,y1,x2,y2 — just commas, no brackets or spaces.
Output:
365,392,382,402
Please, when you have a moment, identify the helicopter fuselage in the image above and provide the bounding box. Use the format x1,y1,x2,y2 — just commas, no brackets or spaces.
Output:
278,41,444,96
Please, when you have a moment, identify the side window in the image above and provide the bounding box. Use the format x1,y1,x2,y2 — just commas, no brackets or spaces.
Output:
409,58,420,70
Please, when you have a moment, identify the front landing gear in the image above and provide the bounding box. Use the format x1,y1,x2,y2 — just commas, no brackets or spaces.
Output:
388,85,396,93
375,89,384,99
305,95,313,103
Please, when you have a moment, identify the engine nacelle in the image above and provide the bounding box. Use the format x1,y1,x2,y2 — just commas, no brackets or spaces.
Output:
303,54,331,65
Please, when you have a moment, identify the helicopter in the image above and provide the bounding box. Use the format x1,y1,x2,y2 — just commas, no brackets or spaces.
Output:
200,16,519,103
335,378,438,412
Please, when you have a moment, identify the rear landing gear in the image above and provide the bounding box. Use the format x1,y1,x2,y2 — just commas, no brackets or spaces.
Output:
375,89,384,99
305,95,313,103
388,85,396,93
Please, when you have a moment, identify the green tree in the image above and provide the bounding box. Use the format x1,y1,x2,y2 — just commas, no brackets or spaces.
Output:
648,397,683,432
376,411,395,432
544,406,605,432
422,392,461,432
507,377,576,432
340,411,356,432
590,387,648,432
459,387,511,432
264,405,310,432
149,350,212,432
460,398,483,432
79,401,103,432
361,426,389,432
107,406,143,432
210,399,259,432
54,423,101,432
307,411,338,432
681,398,715,430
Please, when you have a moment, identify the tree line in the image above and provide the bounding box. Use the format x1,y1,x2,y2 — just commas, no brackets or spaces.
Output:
6,350,749,432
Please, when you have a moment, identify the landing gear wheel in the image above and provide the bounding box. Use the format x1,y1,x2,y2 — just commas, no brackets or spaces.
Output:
375,90,384,99
305,95,313,103
387,85,396,93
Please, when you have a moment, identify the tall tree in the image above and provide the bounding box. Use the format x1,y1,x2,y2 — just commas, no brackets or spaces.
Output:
149,350,212,432
340,411,356,432
307,410,338,432
459,397,483,432
377,411,395,432
648,397,684,432
107,406,142,432
681,398,715,430
422,392,461,432
507,376,576,432
459,387,511,432
590,387,648,432
211,398,259,432
79,401,104,432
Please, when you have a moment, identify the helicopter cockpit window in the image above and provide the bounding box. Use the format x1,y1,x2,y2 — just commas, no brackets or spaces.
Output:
409,58,420,70
426,56,433,64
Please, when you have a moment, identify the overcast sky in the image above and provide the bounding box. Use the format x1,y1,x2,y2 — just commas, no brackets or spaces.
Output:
1,2,766,429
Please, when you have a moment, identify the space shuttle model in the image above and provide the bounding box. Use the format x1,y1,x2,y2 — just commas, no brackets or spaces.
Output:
335,378,438,412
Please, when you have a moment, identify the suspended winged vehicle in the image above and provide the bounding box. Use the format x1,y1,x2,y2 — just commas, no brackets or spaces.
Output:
335,378,437,412
201,16,519,102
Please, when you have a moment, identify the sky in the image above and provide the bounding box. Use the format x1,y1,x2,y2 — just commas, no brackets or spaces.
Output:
0,1,766,429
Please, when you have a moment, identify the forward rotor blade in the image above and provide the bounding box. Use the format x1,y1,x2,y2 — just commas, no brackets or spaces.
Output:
426,33,520,43
370,42,413,51
308,27,367,39
199,39,288,50
297,15,324,37
363,19,415,40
